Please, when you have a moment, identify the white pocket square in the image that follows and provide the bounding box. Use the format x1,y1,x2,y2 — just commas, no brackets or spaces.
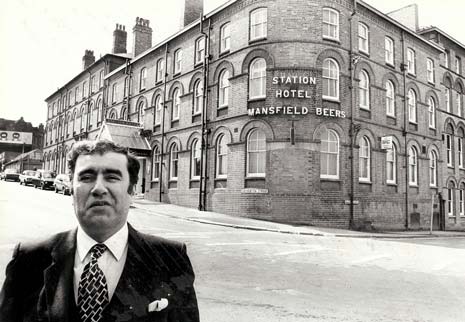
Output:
148,298,169,312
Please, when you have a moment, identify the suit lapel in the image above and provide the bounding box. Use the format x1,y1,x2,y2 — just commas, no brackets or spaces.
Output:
42,229,77,322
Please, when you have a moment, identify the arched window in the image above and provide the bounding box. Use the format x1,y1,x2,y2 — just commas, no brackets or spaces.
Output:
385,37,394,65
456,85,463,117
193,80,203,114
249,58,266,99
108,109,117,119
156,58,164,82
359,70,370,109
358,22,369,53
458,128,464,168
322,58,339,100
359,136,370,182
447,181,455,217
386,143,396,184
460,183,465,217
250,8,267,40
139,67,147,91
88,102,95,128
191,139,201,179
408,89,417,123
219,70,230,108
169,143,179,180
220,23,231,53
320,129,339,179
216,134,228,178
96,98,102,125
121,107,128,120
408,146,418,186
137,100,145,123
407,48,416,75
154,95,162,125
446,125,453,166
195,37,205,65
174,49,182,74
428,97,436,129
152,146,161,181
80,106,86,131
247,129,266,177
429,150,437,187
386,80,395,116
112,83,118,104
322,8,339,40
172,89,180,121
445,78,452,113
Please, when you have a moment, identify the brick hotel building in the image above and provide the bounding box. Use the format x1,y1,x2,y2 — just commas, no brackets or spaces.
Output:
44,0,465,230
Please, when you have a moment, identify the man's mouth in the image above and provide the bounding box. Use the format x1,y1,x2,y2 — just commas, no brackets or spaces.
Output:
89,201,111,208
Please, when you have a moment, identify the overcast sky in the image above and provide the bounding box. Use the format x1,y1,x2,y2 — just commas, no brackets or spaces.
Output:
1,0,464,127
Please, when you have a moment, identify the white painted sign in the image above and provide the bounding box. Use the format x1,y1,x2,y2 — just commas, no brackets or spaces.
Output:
381,136,393,150
0,131,33,145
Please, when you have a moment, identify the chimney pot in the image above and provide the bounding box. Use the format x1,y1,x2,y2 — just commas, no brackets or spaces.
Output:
181,0,203,28
82,49,95,70
132,17,152,56
113,23,128,54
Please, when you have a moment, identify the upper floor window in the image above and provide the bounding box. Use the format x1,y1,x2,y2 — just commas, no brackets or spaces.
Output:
220,23,231,53
445,87,451,113
195,37,205,65
91,76,96,93
249,58,266,99
75,86,80,102
358,23,369,54
386,80,395,117
428,97,436,129
191,139,201,179
322,58,339,100
174,49,182,74
408,146,418,186
359,136,371,182
137,100,145,123
216,134,228,179
154,95,162,125
247,128,266,177
219,70,230,108
455,56,461,74
250,8,267,41
140,68,147,91
320,129,339,179
446,133,453,166
427,58,435,83
458,134,464,169
169,143,179,180
156,59,164,82
322,8,339,41
193,80,203,115
83,81,88,98
460,184,465,217
457,87,463,117
111,84,117,103
359,70,370,109
152,146,161,181
99,70,104,88
386,144,396,184
172,89,180,121
429,150,437,187
447,182,455,217
407,48,415,75
445,50,450,68
408,89,417,123
385,37,394,65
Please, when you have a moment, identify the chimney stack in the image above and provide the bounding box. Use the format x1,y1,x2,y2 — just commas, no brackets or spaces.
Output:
180,0,203,28
132,17,152,57
82,50,95,70
113,24,127,54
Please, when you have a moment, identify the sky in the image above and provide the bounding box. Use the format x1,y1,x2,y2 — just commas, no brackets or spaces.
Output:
0,0,464,127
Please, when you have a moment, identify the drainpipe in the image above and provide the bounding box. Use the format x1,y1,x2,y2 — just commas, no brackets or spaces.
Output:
159,43,169,202
401,30,409,229
86,71,92,137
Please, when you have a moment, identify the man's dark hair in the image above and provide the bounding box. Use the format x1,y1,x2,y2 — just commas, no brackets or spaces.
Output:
67,140,140,194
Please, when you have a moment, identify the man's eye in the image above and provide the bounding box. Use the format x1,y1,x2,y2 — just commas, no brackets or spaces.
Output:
79,175,93,181
106,175,121,181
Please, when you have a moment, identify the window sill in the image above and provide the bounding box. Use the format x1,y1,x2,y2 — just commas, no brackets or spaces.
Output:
409,184,419,187
428,80,435,86
156,80,163,86
386,113,396,119
322,97,340,103
409,121,418,125
139,88,146,93
359,50,370,57
359,106,370,111
194,61,203,69
249,36,267,44
407,72,416,78
218,105,228,110
385,62,395,69
248,97,266,103
320,177,341,182
173,72,181,78
219,49,230,57
359,180,372,184
322,37,340,44
387,182,397,186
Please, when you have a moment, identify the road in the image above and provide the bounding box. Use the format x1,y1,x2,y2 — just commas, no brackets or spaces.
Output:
1,180,465,322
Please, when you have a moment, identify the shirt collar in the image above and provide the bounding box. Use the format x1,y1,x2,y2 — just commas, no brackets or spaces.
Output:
76,223,129,263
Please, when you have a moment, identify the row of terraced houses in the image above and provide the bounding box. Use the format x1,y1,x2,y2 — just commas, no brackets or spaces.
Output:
43,0,465,231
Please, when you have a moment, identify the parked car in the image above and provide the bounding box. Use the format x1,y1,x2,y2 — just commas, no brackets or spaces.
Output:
19,170,37,186
31,170,57,190
54,173,71,195
4,169,20,182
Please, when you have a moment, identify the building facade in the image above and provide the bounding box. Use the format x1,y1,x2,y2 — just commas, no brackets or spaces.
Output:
45,0,465,231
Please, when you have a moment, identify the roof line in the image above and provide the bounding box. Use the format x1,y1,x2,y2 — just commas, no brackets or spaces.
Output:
418,26,465,52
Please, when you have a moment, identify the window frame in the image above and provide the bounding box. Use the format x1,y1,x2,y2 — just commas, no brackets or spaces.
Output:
191,139,201,180
172,89,180,121
246,129,266,177
447,183,455,217
154,95,162,125
428,97,436,129
169,143,179,181
320,129,340,179
218,69,230,108
152,146,161,181
249,58,267,100
429,150,437,187
386,80,395,117
427,58,435,83
459,136,463,168
193,80,203,115
446,133,453,167
250,8,267,41
386,144,397,184
322,8,339,41
445,87,451,113
358,22,369,54
384,37,394,65
408,146,418,186
156,58,164,83
216,134,228,179
174,49,182,74
139,67,147,91
220,22,231,53
359,136,371,182
359,70,370,110
407,48,416,75
195,37,205,65
322,58,339,101
408,89,417,123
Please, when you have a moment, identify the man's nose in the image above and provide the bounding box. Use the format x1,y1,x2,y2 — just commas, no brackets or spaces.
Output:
91,175,108,195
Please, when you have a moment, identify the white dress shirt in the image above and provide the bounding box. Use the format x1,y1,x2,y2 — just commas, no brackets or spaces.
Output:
73,223,129,303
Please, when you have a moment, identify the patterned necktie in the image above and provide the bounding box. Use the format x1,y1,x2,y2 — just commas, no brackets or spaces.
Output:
78,243,109,322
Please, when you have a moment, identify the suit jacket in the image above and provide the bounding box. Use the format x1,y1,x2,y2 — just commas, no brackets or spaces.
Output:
0,224,199,322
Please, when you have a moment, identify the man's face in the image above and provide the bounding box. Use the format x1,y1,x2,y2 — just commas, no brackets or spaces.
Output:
72,152,132,242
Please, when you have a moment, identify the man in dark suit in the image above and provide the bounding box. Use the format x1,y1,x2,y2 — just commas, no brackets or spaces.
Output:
0,140,199,322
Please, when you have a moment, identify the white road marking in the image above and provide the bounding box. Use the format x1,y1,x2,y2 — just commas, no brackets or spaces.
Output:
206,242,268,246
275,246,327,256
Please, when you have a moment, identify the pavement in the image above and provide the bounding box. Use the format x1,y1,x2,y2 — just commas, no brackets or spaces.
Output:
132,198,465,239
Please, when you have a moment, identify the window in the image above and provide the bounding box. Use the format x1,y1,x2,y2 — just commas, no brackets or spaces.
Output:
154,95,162,125
83,81,88,98
216,135,228,178
172,89,180,121
359,70,370,109
408,147,418,186
385,37,394,65
220,23,231,53
386,144,396,184
156,59,164,82
428,98,436,129
358,23,369,54
249,58,266,99
322,8,339,40
75,86,80,102
250,8,267,41
445,87,451,113
407,48,415,75
455,56,461,74
195,37,205,65
445,50,450,68
90,76,96,93
456,90,463,117
322,58,339,100
112,84,117,103
193,80,203,114
139,67,147,91
124,77,130,97
247,129,266,177
152,146,161,181
359,137,370,182
408,89,417,123
219,70,230,108
447,182,455,217
137,100,145,123
108,109,117,119
429,150,437,187
446,133,453,166
169,143,179,180
99,70,104,88
427,58,434,83
191,139,202,179
386,80,395,116
174,49,182,74
459,136,463,168
121,107,128,120
460,184,465,217
320,129,339,179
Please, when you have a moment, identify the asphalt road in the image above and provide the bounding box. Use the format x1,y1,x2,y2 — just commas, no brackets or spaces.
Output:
1,180,465,322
